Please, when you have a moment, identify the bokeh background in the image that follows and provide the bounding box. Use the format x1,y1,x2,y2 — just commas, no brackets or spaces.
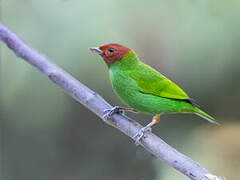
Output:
1,0,240,180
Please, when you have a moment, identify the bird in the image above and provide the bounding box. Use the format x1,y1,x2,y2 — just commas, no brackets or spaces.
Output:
90,43,218,144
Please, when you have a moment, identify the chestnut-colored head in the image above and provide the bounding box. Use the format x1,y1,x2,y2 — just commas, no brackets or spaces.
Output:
90,43,131,64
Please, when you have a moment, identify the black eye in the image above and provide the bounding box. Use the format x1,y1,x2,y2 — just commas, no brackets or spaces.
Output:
108,48,115,53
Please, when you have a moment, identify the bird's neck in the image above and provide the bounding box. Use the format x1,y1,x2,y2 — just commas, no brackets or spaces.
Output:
108,50,140,70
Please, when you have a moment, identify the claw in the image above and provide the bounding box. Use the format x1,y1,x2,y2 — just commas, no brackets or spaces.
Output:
103,106,123,119
133,126,151,145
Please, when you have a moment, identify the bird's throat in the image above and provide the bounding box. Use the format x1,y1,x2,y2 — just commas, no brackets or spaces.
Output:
108,50,140,70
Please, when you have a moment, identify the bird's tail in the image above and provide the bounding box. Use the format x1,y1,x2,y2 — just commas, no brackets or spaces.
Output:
193,107,219,125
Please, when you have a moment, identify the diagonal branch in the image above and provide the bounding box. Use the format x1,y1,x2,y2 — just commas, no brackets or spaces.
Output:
0,22,224,180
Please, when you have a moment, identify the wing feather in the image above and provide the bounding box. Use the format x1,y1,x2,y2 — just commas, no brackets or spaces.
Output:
130,63,189,100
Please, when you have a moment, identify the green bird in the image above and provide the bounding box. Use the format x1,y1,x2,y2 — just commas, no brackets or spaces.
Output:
90,43,217,144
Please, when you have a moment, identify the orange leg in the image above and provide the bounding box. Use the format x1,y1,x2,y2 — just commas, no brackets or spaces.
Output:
133,114,160,145
146,114,160,129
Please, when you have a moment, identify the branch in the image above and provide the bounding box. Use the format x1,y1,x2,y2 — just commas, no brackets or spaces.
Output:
0,22,224,180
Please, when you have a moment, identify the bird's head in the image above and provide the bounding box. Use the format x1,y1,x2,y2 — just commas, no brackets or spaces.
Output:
90,43,131,64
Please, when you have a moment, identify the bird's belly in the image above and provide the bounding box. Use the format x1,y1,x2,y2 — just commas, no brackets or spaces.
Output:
111,74,189,115
117,90,188,114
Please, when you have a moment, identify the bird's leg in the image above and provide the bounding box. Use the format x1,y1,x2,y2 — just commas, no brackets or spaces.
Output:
133,114,160,145
103,106,138,119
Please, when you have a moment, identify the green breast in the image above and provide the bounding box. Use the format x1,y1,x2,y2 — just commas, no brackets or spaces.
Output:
109,65,140,107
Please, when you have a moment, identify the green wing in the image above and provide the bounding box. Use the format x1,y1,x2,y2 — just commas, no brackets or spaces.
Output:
130,63,189,100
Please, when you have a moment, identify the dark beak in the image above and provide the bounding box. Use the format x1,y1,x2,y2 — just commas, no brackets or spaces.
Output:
89,47,103,55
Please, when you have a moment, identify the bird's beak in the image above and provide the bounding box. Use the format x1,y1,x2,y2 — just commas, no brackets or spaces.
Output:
89,47,103,55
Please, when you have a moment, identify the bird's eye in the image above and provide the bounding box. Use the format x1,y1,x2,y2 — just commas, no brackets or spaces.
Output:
108,48,115,53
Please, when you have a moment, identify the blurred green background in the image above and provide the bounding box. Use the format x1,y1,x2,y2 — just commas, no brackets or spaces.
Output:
1,0,240,179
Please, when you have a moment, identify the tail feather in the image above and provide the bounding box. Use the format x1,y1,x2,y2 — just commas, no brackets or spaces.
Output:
193,107,219,125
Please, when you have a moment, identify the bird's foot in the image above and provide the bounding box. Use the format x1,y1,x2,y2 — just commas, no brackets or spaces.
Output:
103,106,124,119
133,126,152,145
